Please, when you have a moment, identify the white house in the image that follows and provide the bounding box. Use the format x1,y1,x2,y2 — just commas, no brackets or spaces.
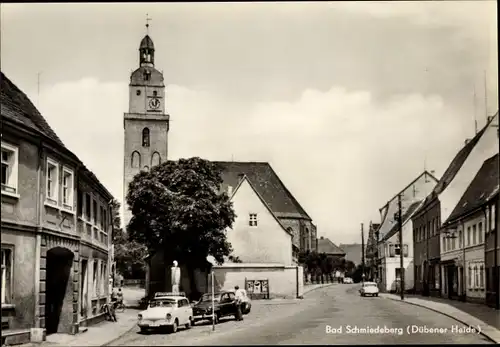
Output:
225,174,294,266
377,171,438,292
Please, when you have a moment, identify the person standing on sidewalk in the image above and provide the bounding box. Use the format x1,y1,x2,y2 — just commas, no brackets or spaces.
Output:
234,285,244,321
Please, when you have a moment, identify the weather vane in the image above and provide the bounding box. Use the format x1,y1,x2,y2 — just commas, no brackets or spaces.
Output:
146,13,152,34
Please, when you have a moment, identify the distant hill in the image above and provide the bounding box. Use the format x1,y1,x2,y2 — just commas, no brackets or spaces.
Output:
339,243,365,266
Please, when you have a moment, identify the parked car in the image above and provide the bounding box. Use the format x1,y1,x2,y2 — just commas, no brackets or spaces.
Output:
229,288,252,314
137,292,193,333
192,291,239,324
359,282,379,297
344,277,353,284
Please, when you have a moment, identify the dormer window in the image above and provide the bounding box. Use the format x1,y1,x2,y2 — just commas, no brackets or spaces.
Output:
144,71,150,81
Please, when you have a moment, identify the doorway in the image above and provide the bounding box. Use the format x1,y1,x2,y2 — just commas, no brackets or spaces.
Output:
45,247,74,335
446,265,455,299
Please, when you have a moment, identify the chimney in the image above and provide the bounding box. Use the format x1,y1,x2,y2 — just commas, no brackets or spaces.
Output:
464,139,471,145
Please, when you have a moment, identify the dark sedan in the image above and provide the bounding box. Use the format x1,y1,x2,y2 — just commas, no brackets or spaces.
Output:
192,291,239,324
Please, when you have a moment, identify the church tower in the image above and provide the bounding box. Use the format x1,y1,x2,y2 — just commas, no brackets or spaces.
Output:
123,22,170,229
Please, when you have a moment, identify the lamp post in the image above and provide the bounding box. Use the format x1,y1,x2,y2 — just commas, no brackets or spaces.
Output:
206,255,216,331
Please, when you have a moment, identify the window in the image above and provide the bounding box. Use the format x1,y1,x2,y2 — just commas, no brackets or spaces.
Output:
467,227,471,246
478,222,483,243
143,71,150,81
99,206,104,229
492,204,496,232
1,247,12,304
472,225,477,244
93,200,98,225
474,265,479,289
403,244,408,257
389,244,395,257
479,265,484,289
93,261,98,297
84,193,91,221
100,262,106,295
468,266,473,288
46,158,59,204
394,244,402,256
395,268,401,280
153,91,157,97
77,189,83,217
131,151,141,168
249,213,258,227
103,209,107,233
136,90,141,96
486,208,490,233
442,236,446,252
427,222,431,238
451,235,456,250
62,168,74,210
142,128,150,147
151,152,161,167
1,142,19,196
458,230,463,248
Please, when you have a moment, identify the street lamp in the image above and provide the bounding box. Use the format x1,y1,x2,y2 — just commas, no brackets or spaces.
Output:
206,255,216,331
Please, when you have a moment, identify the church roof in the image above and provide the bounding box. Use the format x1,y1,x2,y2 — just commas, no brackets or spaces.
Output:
1,71,66,148
444,153,499,225
140,35,154,50
215,161,311,220
317,237,345,256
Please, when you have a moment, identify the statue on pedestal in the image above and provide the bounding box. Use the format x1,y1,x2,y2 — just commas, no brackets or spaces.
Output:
171,260,181,294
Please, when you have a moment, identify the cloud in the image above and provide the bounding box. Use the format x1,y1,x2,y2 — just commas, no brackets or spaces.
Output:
28,78,475,244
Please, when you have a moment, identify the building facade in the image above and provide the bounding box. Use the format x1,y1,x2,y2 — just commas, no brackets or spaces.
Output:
375,171,438,292
485,194,499,308
122,32,170,229
1,72,114,344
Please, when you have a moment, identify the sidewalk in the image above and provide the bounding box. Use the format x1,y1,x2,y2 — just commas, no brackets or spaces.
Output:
380,293,500,343
303,281,337,295
19,310,139,347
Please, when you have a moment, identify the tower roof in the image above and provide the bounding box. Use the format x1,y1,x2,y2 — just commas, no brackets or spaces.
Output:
140,35,154,50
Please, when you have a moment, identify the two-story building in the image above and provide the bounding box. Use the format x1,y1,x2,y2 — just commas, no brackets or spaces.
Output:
1,72,114,344
441,153,498,304
413,113,499,299
376,171,438,292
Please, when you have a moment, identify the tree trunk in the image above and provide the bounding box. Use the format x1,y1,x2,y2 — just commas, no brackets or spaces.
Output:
186,262,200,302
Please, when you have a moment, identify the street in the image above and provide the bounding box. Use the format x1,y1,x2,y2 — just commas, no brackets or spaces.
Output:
108,284,493,345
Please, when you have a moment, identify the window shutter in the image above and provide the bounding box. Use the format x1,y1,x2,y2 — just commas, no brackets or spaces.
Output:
389,244,395,257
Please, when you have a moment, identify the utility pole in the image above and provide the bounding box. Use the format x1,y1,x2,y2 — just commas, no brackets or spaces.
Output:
398,194,404,300
361,223,365,284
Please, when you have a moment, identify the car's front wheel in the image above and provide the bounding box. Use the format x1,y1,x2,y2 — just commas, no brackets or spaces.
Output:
170,320,178,333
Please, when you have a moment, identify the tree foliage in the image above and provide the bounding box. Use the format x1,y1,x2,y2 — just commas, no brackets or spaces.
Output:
126,157,236,267
111,200,147,279
298,250,352,279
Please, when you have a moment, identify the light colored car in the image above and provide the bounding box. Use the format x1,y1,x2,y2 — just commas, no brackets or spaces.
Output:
137,292,193,333
343,277,353,284
229,288,252,314
359,282,379,297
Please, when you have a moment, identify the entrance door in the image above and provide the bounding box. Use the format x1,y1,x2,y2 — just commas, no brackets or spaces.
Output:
447,266,454,299
45,247,74,335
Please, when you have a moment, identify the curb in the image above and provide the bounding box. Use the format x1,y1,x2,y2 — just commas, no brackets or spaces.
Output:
383,296,498,344
303,282,337,295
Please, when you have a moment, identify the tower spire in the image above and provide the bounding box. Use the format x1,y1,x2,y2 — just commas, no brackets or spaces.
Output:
146,13,152,35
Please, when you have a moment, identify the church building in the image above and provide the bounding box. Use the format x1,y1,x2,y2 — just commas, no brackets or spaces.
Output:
122,28,314,300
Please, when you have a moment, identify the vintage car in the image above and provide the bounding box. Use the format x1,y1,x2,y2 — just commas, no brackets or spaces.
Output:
137,292,193,333
343,277,353,284
359,282,379,297
228,288,252,314
192,291,239,324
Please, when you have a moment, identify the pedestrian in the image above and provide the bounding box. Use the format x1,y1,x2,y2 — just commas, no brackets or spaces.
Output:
234,285,244,321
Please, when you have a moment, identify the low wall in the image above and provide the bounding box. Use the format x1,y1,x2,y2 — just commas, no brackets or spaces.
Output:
211,263,303,299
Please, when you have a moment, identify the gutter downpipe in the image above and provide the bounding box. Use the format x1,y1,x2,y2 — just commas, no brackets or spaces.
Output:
34,144,44,330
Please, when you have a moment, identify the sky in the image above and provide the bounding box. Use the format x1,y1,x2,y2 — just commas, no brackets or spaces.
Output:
1,2,498,245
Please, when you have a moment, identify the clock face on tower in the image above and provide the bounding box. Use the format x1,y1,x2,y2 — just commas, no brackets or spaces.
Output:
149,97,160,110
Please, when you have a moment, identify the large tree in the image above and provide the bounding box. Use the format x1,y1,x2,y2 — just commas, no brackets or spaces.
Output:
126,157,236,298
